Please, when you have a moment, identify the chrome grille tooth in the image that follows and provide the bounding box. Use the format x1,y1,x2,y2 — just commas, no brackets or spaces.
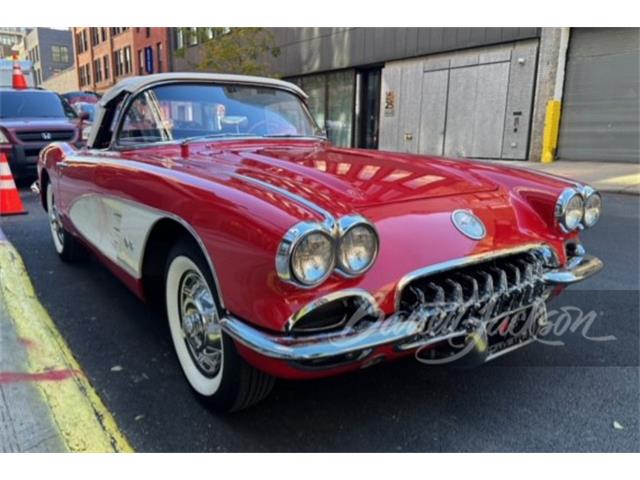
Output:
426,282,445,304
444,279,464,304
478,271,494,300
459,274,480,306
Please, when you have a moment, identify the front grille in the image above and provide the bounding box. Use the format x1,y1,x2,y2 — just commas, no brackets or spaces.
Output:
398,248,552,334
15,130,74,142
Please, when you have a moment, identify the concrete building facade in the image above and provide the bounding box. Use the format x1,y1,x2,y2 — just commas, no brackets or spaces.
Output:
20,28,74,87
170,27,639,164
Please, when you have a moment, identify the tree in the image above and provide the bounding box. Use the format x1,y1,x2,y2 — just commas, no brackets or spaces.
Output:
175,28,280,77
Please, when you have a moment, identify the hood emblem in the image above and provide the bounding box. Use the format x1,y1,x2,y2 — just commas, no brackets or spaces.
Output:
41,132,52,140
451,209,486,240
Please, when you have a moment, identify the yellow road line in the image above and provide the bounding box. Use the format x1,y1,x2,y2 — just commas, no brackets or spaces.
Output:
0,239,133,452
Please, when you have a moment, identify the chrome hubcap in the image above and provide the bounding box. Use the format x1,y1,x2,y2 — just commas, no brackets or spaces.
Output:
179,270,222,378
48,192,64,246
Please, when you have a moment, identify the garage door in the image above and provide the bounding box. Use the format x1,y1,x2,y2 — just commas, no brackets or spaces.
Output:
378,40,538,160
558,28,639,163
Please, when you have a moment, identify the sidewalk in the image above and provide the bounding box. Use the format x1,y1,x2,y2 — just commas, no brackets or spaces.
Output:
0,229,132,453
484,160,640,195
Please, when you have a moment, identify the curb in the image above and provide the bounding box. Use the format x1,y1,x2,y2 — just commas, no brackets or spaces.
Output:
0,231,133,452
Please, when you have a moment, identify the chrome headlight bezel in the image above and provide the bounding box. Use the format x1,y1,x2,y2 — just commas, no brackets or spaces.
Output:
335,215,380,278
276,221,336,288
276,214,379,288
555,187,584,232
581,186,602,228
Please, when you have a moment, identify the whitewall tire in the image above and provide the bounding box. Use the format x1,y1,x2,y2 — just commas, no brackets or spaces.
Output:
46,182,87,262
164,240,275,411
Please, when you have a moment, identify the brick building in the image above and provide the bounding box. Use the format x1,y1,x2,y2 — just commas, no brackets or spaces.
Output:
72,27,170,94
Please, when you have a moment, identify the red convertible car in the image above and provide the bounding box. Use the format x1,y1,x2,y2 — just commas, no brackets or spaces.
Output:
37,73,603,411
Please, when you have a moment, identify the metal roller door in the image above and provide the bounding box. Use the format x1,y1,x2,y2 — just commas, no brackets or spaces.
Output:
379,40,538,160
558,28,639,163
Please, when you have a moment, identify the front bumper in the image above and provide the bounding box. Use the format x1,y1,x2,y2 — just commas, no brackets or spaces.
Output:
221,252,603,365
0,144,42,179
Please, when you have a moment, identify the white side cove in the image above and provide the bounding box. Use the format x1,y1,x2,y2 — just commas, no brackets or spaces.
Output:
69,194,163,279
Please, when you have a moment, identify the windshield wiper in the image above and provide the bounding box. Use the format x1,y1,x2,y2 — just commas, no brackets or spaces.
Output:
261,133,327,139
180,133,262,146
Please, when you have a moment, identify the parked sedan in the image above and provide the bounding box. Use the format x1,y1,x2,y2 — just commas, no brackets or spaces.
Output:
37,73,603,411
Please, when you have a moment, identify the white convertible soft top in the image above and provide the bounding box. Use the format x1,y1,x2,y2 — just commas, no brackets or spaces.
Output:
99,72,307,106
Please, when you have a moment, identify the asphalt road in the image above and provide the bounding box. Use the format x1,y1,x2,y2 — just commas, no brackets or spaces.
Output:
2,188,638,452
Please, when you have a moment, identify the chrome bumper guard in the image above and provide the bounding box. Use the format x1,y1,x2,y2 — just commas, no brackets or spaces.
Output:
221,252,603,363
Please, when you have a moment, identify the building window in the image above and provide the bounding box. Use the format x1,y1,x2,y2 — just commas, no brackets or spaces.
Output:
101,28,107,42
51,45,69,63
146,27,151,38
188,27,198,46
93,58,102,83
91,27,99,46
288,70,355,147
79,63,91,87
138,49,144,75
176,29,184,49
114,50,123,77
156,42,163,73
34,45,40,63
103,55,110,80
123,47,132,74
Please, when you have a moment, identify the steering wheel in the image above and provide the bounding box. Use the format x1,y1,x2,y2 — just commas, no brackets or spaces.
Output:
247,120,288,135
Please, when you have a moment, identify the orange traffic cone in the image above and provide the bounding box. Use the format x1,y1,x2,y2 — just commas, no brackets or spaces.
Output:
0,153,27,216
12,54,28,90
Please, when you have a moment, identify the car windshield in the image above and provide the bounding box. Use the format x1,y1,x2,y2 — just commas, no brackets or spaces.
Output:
0,91,77,119
117,83,324,145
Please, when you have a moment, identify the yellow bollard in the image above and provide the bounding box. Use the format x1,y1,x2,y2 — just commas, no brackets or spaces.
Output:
541,100,562,163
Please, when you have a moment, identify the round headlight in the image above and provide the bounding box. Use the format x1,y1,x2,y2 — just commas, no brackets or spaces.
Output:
337,223,378,276
556,188,584,231
290,231,334,286
582,188,602,228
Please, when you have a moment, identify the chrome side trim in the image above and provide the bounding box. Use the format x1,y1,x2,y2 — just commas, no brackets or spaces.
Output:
285,288,381,332
542,254,603,285
66,193,226,308
394,243,555,310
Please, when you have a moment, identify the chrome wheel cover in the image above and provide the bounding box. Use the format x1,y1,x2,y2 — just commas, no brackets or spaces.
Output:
178,270,223,378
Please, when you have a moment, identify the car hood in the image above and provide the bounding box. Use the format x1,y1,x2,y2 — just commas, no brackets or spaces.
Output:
184,141,498,212
0,117,77,130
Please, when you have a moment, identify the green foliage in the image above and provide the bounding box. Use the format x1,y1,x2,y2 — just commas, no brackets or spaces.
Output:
174,28,280,77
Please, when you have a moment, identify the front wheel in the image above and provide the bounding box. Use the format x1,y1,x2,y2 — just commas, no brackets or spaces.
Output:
165,240,274,412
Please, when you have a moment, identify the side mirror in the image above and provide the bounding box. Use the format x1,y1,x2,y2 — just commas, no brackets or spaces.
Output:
79,111,90,121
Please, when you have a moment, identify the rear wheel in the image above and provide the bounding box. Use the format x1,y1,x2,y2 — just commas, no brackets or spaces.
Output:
45,182,87,262
164,239,274,412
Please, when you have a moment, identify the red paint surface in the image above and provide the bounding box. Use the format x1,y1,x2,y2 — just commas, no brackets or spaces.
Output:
0,369,80,384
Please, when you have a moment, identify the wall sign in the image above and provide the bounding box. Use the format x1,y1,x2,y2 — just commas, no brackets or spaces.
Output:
384,90,395,117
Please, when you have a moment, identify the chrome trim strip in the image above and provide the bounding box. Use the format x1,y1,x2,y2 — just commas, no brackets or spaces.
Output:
285,288,381,332
221,314,423,361
542,254,603,285
66,193,226,309
232,173,336,226
394,243,554,310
